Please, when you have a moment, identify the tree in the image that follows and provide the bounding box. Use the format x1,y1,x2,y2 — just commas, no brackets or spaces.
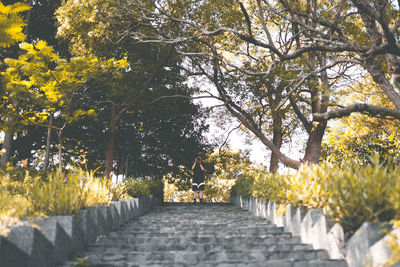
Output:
2,41,128,171
0,0,30,167
55,0,209,177
118,0,400,169
0,0,70,168
322,77,400,165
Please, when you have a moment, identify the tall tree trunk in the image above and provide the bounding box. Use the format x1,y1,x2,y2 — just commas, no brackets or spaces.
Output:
104,103,129,179
0,129,13,167
269,128,283,172
302,53,329,164
302,121,327,163
43,116,53,171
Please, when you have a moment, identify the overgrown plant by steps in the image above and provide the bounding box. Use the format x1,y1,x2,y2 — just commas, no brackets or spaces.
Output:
0,169,162,235
231,155,400,236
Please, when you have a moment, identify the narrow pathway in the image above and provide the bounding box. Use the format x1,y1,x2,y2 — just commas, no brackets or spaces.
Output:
60,203,348,266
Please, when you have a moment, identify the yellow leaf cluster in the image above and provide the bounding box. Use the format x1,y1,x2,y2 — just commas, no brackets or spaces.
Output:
0,168,130,233
2,39,128,124
0,1,30,47
232,156,400,235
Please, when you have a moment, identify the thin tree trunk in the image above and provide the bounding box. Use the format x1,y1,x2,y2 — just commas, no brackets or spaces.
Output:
43,116,53,171
0,129,13,167
105,103,117,179
57,129,63,172
104,121,116,179
125,156,129,179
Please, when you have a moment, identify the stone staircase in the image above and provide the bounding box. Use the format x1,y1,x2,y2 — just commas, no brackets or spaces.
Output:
60,203,348,266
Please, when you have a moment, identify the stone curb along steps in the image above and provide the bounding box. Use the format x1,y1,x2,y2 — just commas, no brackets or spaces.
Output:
0,196,160,267
231,194,400,267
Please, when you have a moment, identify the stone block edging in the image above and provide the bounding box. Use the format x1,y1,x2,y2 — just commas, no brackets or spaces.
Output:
231,194,400,267
0,196,161,267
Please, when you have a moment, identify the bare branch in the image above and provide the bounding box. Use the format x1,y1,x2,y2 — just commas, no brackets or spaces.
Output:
219,123,242,154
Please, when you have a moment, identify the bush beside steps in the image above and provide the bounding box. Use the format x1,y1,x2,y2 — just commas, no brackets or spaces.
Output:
0,197,160,267
232,195,400,267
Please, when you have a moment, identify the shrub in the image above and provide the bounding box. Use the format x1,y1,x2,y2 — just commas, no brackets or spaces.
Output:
29,170,114,216
232,155,400,235
322,157,400,235
0,169,128,221
231,173,255,198
124,178,151,198
204,178,235,202
146,179,163,198
124,177,163,199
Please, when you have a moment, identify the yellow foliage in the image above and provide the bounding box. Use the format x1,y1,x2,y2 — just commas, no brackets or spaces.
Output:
2,40,128,127
0,169,130,236
0,1,30,47
232,156,400,235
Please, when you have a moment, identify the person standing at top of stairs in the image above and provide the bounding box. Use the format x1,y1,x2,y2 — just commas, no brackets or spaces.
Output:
192,156,205,203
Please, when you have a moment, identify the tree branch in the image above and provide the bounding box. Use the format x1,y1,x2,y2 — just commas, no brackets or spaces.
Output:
312,103,400,121
238,1,253,38
289,94,312,133
151,94,224,104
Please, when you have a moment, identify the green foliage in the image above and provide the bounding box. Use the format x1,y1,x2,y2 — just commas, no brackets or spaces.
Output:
232,156,400,235
0,174,34,225
163,180,192,202
0,164,47,182
146,179,164,198
124,178,163,198
0,1,30,47
29,170,118,216
322,157,400,235
230,173,255,199
0,168,160,235
204,178,235,203
0,169,130,234
163,149,258,202
2,40,128,125
322,77,400,165
164,177,236,203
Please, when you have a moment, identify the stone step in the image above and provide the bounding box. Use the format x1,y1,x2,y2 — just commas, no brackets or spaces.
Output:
99,235,302,246
121,227,286,236
58,203,348,267
111,232,294,241
77,248,335,265
85,242,313,254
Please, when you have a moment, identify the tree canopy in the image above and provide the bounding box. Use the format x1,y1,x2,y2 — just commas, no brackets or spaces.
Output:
1,0,399,177
0,0,212,180
114,0,400,169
